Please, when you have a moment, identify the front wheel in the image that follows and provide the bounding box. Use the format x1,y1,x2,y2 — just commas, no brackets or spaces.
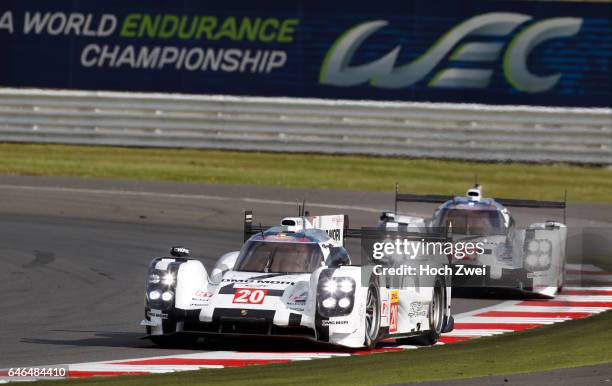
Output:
364,281,381,348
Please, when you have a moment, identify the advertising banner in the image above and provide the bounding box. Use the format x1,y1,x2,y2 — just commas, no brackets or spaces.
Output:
0,0,610,106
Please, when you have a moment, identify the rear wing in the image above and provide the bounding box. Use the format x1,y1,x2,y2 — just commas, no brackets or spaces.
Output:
343,227,449,243
243,211,349,245
493,198,566,209
244,211,449,245
393,184,567,224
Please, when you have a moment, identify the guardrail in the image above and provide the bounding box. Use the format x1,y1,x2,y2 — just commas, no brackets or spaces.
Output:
0,88,610,164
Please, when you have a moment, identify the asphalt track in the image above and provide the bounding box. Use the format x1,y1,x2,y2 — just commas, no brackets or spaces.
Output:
0,175,611,372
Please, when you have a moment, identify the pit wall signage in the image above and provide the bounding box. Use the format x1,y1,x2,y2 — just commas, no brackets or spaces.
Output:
0,0,609,107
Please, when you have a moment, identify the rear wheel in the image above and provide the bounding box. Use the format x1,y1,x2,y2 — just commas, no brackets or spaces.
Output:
398,276,445,346
422,278,445,345
364,282,381,348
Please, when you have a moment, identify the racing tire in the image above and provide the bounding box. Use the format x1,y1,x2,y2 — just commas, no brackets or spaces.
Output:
399,276,445,346
364,280,381,349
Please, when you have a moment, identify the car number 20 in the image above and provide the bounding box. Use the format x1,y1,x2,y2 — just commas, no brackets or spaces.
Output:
233,288,268,304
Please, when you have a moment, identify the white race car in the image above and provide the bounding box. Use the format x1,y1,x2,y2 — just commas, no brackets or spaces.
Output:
380,184,567,297
142,211,454,348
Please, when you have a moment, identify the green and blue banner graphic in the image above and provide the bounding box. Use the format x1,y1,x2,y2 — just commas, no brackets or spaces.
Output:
0,0,609,107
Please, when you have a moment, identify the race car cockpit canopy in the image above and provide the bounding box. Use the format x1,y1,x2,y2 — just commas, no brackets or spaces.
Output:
433,206,506,236
235,239,324,273
240,211,351,271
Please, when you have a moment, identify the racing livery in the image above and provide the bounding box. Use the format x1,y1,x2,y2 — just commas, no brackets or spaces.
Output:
379,184,567,297
142,211,454,348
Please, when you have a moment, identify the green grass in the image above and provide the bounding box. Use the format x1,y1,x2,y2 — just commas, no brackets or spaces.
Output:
35,311,612,386
1,143,611,203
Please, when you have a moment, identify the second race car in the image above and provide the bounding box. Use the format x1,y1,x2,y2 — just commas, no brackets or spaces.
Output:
379,183,567,297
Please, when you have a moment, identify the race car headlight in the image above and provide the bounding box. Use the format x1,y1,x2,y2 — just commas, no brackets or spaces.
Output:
146,264,178,308
538,254,550,266
161,273,175,286
339,279,354,293
322,297,336,308
161,291,173,302
317,276,356,317
322,279,337,294
527,240,539,253
148,274,161,284
524,238,552,271
525,255,538,267
321,277,355,295
338,297,351,308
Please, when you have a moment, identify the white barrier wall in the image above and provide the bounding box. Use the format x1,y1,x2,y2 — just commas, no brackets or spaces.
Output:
0,88,610,164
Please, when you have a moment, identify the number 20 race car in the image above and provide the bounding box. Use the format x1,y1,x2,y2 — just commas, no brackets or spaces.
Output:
141,211,454,348
379,183,567,297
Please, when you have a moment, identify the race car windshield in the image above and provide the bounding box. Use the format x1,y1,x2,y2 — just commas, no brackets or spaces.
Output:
234,241,324,273
439,209,505,236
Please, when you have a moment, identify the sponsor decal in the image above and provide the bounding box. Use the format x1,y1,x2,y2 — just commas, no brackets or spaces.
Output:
389,289,399,333
325,228,341,242
147,310,168,319
288,293,307,306
239,282,271,289
286,304,305,311
190,289,213,306
170,246,190,255
320,13,582,93
286,282,308,311
223,278,295,285
407,301,427,318
193,290,212,299
321,319,349,326
233,288,268,304
381,299,388,318
287,292,307,311
527,272,546,278
307,214,344,242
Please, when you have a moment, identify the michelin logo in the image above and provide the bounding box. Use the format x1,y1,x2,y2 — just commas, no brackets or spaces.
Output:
320,13,582,92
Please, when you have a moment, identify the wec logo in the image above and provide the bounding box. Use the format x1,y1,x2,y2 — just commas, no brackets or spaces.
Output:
319,13,582,93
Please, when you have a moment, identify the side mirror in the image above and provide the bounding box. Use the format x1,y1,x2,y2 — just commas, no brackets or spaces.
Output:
209,266,227,284
209,251,240,284
327,247,351,268
170,246,190,258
